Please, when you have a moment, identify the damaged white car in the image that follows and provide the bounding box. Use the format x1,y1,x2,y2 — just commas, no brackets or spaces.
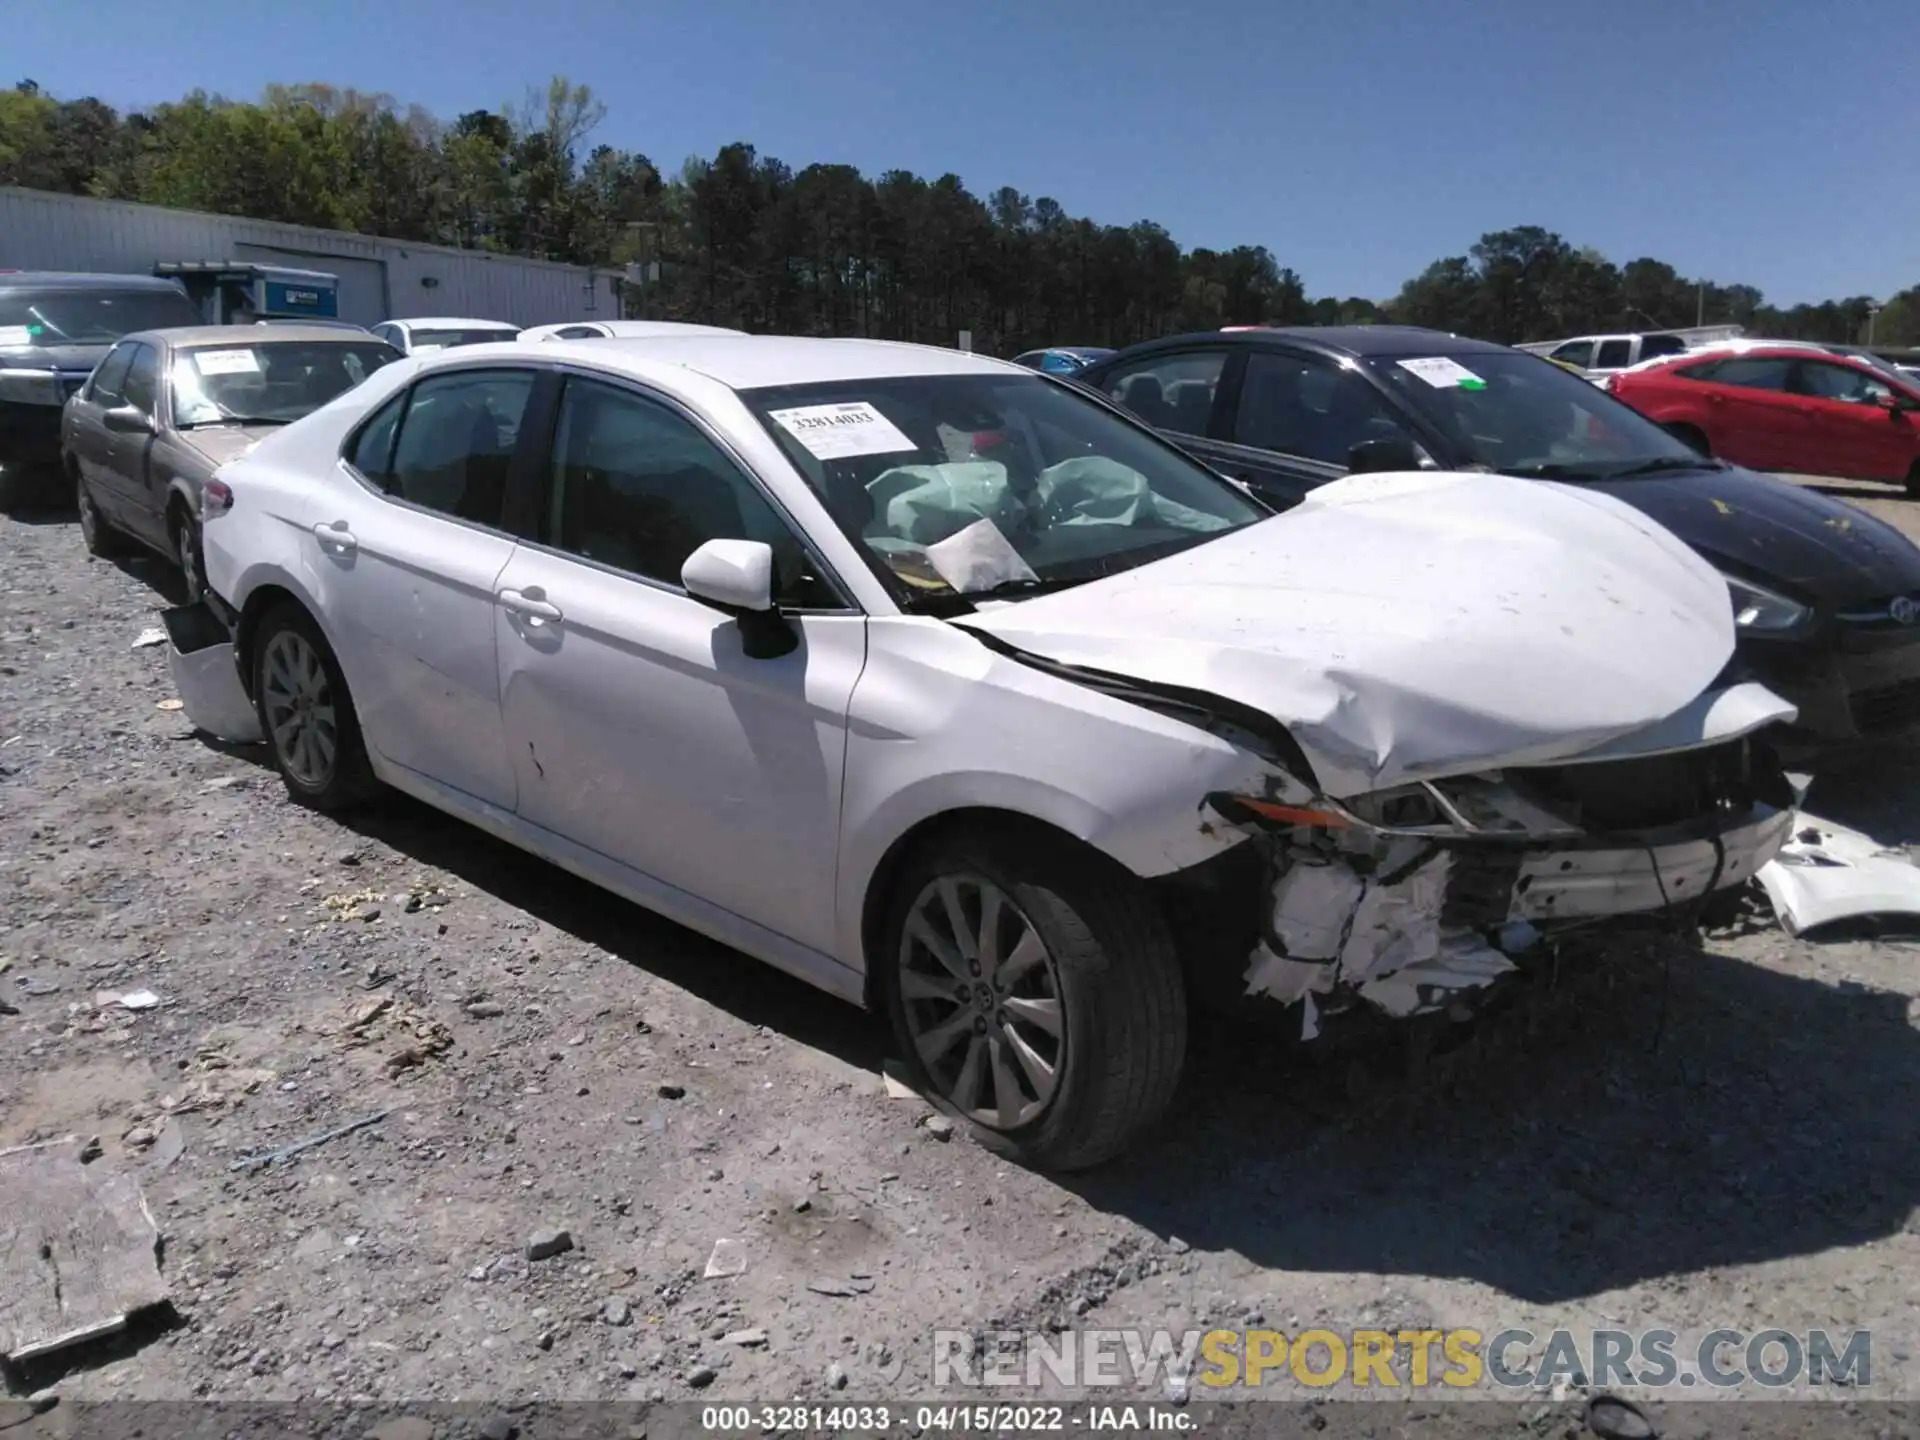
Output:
192,335,1797,1170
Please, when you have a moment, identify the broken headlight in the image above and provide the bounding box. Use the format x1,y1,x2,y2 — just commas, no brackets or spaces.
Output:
1725,573,1809,632
1215,774,1583,840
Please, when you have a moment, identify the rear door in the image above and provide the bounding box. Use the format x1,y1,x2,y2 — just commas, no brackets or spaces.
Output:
1789,358,1913,481
306,364,540,810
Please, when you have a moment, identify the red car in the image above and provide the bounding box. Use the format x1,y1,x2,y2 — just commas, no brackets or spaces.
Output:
1608,346,1920,492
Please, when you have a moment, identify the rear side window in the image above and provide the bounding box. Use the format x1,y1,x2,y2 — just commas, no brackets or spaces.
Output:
346,392,406,489
1100,350,1228,436
1640,335,1688,360
555,325,603,340
1675,361,1722,381
383,369,535,527
87,342,137,404
1594,339,1632,369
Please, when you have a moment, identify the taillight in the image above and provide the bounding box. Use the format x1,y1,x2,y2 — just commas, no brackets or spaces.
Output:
1605,375,1620,394
202,478,234,518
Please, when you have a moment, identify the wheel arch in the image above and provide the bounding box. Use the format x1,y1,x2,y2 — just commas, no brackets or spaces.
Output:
231,572,349,702
855,804,1147,1009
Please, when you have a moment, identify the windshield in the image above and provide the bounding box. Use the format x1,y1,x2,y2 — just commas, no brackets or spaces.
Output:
411,327,516,351
0,288,203,346
173,340,399,427
741,372,1266,603
1364,350,1708,478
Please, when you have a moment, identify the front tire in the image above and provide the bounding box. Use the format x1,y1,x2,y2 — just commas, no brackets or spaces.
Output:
883,827,1187,1171
251,602,380,811
1906,461,1920,499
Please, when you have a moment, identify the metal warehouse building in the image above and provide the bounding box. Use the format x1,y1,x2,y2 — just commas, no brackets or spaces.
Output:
1,186,625,329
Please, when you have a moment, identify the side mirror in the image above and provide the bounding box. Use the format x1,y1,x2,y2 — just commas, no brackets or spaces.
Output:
103,405,154,435
1346,435,1423,474
681,539,796,659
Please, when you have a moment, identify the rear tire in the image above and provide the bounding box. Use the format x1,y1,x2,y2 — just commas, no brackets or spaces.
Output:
251,602,380,811
75,466,128,558
881,825,1187,1171
1665,423,1711,458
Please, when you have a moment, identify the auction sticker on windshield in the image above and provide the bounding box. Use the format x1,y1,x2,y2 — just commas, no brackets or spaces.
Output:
0,325,34,347
770,401,917,461
1399,356,1487,391
191,349,262,376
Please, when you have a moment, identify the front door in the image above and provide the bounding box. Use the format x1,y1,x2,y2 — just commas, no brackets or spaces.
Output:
1790,359,1915,482
492,372,864,954
67,341,135,496
305,366,538,811
1694,356,1806,472
102,341,165,544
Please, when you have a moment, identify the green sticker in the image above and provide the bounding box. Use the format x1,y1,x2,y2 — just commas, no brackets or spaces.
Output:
1458,378,1486,391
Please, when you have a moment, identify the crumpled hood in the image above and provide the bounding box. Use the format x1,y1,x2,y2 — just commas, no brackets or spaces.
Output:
962,470,1743,797
175,425,281,470
1583,464,1920,606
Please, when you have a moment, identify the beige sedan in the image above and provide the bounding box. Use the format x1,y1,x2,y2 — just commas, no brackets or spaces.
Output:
61,324,399,596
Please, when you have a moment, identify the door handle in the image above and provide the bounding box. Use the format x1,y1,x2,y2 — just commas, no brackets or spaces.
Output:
499,587,563,625
311,521,357,553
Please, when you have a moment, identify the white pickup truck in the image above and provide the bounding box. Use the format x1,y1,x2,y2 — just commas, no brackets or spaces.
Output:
1517,326,1746,384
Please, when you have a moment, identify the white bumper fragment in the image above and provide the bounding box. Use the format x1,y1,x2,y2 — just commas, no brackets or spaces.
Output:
1246,804,1794,1032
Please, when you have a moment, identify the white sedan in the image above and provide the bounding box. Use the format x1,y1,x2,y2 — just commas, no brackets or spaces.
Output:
516,319,746,343
197,335,1796,1168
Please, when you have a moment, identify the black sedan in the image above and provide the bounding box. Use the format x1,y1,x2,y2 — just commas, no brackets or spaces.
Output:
1076,326,1920,756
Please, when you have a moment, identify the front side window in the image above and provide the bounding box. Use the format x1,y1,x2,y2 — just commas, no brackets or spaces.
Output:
382,369,536,526
1793,360,1891,405
1364,350,1706,478
172,340,399,427
86,342,137,404
0,288,201,345
1099,350,1228,436
554,325,603,341
741,370,1265,604
120,344,159,416
1233,351,1412,465
1549,340,1595,368
543,377,836,606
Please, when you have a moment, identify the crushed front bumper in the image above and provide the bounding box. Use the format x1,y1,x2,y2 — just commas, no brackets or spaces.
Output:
1465,804,1794,925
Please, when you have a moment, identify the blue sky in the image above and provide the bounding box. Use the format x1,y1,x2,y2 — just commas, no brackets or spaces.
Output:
14,0,1914,305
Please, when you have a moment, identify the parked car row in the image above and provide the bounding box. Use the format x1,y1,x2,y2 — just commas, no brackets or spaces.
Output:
1070,325,1920,756
18,290,1920,1169
0,266,743,505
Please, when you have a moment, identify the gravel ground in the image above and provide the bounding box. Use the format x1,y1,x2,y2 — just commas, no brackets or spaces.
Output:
3,476,1919,1437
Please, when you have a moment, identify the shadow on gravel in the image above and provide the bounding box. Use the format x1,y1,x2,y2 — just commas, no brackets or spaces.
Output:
328,789,887,1072
1069,927,1920,1305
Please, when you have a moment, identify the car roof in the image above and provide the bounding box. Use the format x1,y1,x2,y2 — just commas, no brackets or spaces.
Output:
0,270,188,293
437,334,1021,389
1105,325,1510,360
396,316,519,330
127,324,392,348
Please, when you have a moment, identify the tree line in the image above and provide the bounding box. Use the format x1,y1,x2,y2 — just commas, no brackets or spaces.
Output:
3,76,1915,352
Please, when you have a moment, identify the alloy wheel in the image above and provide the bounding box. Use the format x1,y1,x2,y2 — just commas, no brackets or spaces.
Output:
261,629,338,788
897,874,1065,1130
